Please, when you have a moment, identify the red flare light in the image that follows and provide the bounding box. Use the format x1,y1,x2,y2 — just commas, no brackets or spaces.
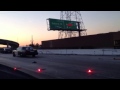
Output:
14,67,17,70
88,69,92,73
38,69,41,72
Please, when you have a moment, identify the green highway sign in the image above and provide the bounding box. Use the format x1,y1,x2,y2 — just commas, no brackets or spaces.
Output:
48,18,78,31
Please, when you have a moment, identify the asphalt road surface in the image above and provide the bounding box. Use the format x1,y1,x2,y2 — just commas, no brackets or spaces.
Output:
0,64,36,79
0,53,120,79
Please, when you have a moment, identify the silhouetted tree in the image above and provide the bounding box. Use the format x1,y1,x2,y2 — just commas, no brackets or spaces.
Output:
35,43,39,48
29,44,35,47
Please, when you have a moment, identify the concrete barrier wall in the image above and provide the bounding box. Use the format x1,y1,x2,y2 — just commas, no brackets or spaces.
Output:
38,49,120,55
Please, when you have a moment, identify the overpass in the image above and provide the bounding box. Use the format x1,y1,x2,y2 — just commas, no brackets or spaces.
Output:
0,39,19,49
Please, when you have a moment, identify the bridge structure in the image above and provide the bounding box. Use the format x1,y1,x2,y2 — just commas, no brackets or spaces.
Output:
0,39,19,49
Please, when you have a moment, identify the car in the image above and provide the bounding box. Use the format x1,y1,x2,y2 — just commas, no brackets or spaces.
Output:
12,46,38,57
1,47,12,53
0,48,4,53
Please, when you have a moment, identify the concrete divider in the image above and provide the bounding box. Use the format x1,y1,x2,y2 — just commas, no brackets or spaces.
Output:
38,49,120,56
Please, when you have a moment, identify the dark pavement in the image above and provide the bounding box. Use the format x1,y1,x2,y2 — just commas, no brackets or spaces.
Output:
0,54,120,79
0,64,36,79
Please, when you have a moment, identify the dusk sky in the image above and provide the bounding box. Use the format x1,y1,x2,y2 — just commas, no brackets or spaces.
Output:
0,11,120,47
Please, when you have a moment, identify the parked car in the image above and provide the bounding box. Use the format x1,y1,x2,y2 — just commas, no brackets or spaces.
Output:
12,46,38,57
1,48,12,53
0,48,4,53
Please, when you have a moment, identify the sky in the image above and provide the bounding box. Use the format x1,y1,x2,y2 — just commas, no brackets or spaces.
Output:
0,11,120,47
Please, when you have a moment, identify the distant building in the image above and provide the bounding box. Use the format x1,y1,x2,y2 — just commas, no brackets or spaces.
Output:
41,31,120,49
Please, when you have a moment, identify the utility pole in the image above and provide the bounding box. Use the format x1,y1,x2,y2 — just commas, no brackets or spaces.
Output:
31,35,34,45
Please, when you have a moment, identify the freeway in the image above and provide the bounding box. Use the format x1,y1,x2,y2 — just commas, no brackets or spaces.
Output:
0,63,36,79
0,54,120,79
